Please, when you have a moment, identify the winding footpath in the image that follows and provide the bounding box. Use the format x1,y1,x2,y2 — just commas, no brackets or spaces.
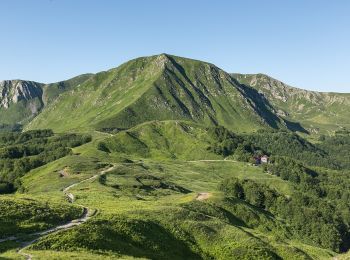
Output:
0,165,115,260
187,159,237,163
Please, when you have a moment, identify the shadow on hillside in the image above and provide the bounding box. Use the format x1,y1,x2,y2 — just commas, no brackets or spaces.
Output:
231,78,309,133
0,240,20,257
284,119,309,134
55,217,203,260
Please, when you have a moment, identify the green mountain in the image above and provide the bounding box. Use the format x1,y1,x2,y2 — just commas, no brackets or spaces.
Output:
1,54,350,260
98,120,238,160
232,73,350,134
2,55,349,135
24,54,293,133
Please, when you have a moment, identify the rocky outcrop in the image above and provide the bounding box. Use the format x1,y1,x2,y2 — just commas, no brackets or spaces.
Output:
232,73,350,133
232,73,349,106
0,80,43,109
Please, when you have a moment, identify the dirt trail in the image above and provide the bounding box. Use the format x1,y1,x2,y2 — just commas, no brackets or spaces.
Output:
17,208,91,260
0,165,116,259
94,130,114,137
196,192,212,201
187,159,237,163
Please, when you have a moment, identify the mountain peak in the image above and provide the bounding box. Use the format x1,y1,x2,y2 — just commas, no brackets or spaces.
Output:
154,53,172,68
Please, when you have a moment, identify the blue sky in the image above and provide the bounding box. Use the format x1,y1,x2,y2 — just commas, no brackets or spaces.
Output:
0,0,349,92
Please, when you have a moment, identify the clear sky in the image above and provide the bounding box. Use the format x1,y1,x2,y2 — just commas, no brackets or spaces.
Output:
0,0,349,92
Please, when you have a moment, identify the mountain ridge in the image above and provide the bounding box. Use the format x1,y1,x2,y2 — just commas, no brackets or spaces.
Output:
1,54,349,134
232,73,350,133
25,54,291,132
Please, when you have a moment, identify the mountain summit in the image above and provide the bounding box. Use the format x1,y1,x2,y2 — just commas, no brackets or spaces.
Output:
24,54,290,132
1,54,348,133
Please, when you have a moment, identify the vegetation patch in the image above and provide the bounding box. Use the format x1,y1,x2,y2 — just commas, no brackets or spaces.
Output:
0,196,82,238
0,129,91,193
99,164,191,197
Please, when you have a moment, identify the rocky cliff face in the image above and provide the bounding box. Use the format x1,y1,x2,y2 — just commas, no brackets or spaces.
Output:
0,74,92,125
0,80,45,125
0,80,43,109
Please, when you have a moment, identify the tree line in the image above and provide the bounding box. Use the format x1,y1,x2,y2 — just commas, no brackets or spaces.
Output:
0,130,91,193
219,177,349,252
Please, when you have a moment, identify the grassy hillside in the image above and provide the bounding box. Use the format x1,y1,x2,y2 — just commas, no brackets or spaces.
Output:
26,55,165,132
3,124,347,258
1,55,348,136
1,127,347,259
0,195,82,238
15,158,333,259
0,129,91,193
98,120,224,160
25,54,291,133
1,54,350,259
233,73,350,134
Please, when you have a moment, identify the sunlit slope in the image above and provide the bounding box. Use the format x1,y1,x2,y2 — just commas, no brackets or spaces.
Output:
27,54,287,133
26,56,163,132
17,158,333,260
99,120,222,160
233,73,350,133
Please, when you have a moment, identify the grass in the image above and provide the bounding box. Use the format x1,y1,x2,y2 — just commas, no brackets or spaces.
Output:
1,55,349,259
20,154,109,196
233,73,350,134
0,195,82,239
0,249,145,260
0,120,343,259
99,120,222,160
0,155,335,259
12,154,328,259
25,54,285,133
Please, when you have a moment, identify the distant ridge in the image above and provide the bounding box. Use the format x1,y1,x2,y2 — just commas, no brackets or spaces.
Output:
232,73,350,133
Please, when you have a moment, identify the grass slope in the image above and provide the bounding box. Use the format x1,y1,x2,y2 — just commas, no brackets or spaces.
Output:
26,54,289,133
0,195,82,239
18,160,331,259
99,120,222,160
0,127,338,259
233,73,350,134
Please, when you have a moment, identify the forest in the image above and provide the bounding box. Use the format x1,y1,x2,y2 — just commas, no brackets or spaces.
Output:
219,176,349,252
216,128,350,253
0,130,91,193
